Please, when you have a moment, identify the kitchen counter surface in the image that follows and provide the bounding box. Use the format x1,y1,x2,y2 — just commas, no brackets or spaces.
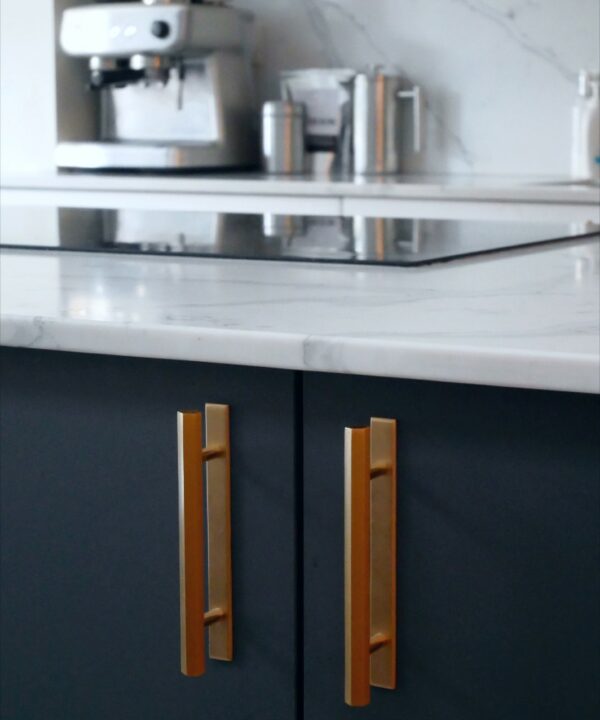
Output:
2,171,599,205
1,237,599,393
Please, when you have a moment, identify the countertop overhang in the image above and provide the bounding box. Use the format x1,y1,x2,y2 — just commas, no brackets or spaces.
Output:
1,238,598,394
2,171,599,205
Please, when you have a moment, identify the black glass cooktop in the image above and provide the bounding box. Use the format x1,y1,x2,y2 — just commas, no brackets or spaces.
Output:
1,205,598,266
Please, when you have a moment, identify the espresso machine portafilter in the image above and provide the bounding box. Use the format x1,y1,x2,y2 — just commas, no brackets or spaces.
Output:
56,0,258,171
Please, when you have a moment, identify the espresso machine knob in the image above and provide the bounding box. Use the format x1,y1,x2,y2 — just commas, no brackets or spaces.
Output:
151,20,171,38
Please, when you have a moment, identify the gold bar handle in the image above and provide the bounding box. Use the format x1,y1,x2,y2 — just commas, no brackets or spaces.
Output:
344,418,397,707
178,405,232,678
345,427,372,706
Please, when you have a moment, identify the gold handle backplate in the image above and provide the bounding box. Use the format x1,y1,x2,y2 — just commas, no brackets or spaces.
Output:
178,404,232,677
345,417,397,706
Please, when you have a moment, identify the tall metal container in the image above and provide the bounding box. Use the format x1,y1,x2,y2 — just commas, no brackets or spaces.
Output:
353,68,422,175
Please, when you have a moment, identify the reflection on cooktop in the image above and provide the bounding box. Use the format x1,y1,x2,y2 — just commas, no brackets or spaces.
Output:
1,205,598,266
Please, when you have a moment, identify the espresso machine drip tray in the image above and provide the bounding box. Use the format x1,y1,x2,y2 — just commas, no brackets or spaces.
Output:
1,205,598,267
55,142,228,171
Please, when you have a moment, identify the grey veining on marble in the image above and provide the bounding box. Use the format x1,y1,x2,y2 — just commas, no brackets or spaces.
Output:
1,240,598,393
229,0,599,176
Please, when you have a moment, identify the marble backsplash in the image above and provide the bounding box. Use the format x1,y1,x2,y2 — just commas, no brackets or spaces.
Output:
1,0,598,178
231,0,600,176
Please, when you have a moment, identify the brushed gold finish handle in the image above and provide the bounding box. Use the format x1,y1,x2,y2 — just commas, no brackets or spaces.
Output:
178,404,232,678
345,426,372,707
345,418,397,707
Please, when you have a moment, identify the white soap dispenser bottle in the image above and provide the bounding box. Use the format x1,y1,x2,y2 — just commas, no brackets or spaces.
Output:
571,70,600,183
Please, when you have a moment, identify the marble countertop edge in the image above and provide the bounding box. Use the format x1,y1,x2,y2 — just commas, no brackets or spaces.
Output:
1,315,597,395
1,172,598,205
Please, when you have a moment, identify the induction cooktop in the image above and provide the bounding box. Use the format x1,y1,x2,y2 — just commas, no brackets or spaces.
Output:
1,205,598,267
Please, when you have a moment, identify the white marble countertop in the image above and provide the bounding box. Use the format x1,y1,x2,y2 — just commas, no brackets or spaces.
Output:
2,171,599,205
1,238,599,394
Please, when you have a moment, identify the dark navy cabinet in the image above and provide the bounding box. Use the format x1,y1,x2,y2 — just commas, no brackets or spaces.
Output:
0,348,299,720
302,373,599,720
1,348,598,720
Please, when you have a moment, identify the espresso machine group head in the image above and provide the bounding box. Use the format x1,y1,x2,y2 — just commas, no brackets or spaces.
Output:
56,0,258,171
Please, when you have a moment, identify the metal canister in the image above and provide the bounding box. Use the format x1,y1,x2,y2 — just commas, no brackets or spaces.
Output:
353,68,422,175
261,101,306,174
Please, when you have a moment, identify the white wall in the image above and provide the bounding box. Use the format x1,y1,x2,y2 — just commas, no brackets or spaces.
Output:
1,0,599,178
0,0,58,176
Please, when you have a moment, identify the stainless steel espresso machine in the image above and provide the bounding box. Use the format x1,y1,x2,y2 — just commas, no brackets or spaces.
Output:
55,0,257,171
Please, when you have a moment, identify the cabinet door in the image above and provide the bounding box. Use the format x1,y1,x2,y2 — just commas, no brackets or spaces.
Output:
303,373,599,720
1,348,299,720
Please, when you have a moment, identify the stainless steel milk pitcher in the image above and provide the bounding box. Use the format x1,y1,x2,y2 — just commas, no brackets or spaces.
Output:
353,68,422,174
